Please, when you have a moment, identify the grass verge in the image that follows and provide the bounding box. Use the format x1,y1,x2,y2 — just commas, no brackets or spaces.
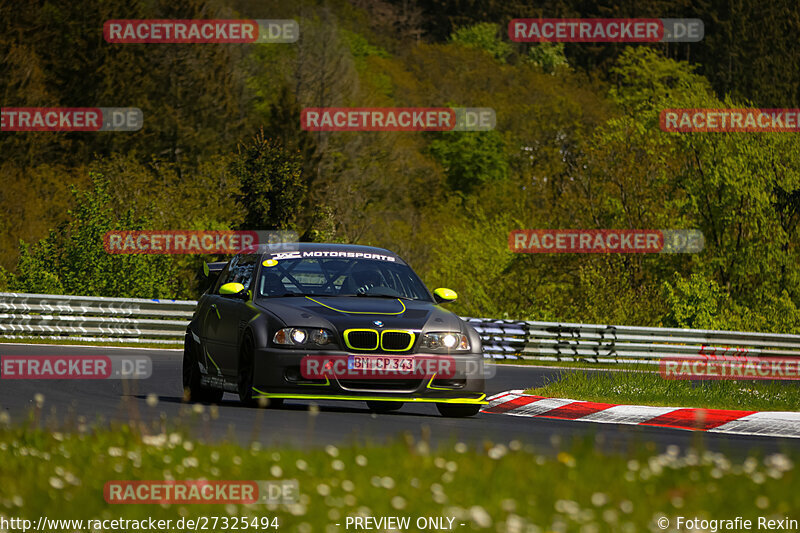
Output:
0,420,798,531
525,371,800,411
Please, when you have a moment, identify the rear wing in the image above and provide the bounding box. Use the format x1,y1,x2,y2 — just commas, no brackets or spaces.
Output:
201,261,228,292
203,261,227,277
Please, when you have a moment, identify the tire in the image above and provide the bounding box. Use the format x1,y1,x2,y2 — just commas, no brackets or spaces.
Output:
182,334,223,404
236,334,284,408
237,333,256,405
366,401,403,413
436,403,481,417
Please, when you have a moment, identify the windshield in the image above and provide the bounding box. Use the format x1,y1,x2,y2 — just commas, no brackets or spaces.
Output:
256,257,432,300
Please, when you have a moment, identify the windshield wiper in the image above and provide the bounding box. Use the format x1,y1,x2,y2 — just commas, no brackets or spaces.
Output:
353,293,414,300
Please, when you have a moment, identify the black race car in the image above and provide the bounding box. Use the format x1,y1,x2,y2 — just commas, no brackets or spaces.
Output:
183,243,486,417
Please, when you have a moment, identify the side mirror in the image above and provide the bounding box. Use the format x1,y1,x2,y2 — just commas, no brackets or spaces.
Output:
219,282,246,298
433,288,458,304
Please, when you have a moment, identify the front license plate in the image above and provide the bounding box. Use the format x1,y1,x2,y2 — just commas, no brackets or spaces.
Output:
348,355,414,372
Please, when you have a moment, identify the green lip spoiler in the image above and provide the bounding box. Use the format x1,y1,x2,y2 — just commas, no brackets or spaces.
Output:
251,388,487,404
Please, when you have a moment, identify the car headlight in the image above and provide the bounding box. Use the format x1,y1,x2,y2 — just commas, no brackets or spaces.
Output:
291,328,307,344
273,327,334,347
421,332,470,351
310,328,332,345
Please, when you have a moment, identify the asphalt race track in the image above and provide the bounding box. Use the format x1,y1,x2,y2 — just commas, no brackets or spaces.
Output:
1,343,797,455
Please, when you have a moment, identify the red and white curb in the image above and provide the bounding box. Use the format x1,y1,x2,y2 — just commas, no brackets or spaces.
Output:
481,390,800,439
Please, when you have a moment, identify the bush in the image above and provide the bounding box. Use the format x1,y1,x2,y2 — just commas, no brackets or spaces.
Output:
10,174,178,298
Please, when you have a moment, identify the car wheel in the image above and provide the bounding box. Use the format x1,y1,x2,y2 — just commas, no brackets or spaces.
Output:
436,403,481,417
182,334,223,403
237,333,256,405
366,401,403,413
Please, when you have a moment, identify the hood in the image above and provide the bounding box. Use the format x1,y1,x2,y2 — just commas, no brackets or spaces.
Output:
254,295,463,333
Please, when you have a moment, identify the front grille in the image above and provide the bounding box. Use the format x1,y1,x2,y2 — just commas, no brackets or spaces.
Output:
344,329,379,350
381,331,414,351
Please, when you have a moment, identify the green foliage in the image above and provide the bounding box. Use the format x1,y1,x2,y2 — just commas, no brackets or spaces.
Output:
662,273,727,329
10,174,177,298
0,162,87,271
340,29,394,100
449,23,511,63
568,48,800,332
0,0,256,168
525,43,568,73
428,131,508,194
341,29,390,61
575,257,668,327
414,0,800,107
0,265,9,291
230,131,306,231
302,205,344,244
423,202,514,317
609,47,714,114
4,1,800,334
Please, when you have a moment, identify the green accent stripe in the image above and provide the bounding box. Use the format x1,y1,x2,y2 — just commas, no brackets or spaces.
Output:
426,374,453,391
204,347,221,373
305,296,406,315
249,392,487,404
298,376,330,386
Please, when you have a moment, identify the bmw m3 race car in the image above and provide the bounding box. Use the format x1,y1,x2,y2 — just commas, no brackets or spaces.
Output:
183,243,486,417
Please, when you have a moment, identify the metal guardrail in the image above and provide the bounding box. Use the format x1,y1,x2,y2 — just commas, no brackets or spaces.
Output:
0,292,195,345
465,318,800,363
2,292,800,362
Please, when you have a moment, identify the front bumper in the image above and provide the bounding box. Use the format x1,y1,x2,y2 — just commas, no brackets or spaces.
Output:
250,348,487,404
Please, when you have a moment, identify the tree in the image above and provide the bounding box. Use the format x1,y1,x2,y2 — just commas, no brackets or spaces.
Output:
569,48,800,331
428,131,508,194
231,131,306,231
449,22,511,63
